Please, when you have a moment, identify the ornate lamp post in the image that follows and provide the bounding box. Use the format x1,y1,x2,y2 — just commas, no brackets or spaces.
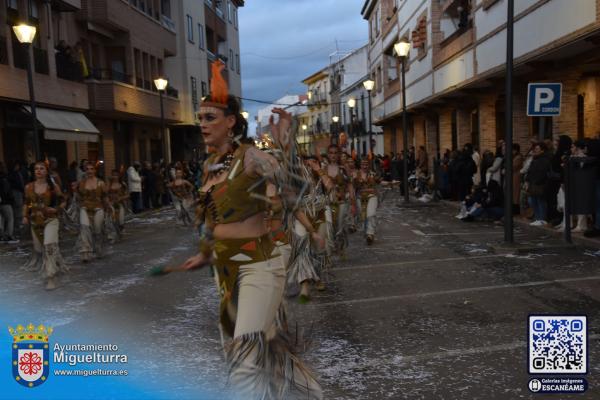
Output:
394,40,411,203
332,115,339,145
347,98,356,155
363,79,375,161
13,23,39,161
154,77,169,163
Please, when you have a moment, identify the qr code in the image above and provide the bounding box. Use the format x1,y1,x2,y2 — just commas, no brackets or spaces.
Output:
529,316,587,374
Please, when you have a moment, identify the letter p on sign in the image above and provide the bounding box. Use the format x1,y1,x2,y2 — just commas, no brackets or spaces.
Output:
527,83,562,117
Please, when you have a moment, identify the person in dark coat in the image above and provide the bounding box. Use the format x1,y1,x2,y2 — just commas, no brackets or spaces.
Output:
547,135,572,224
455,150,477,201
584,138,600,237
140,162,157,210
526,142,552,226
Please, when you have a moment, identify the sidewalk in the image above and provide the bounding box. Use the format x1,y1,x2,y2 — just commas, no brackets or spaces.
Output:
438,198,600,250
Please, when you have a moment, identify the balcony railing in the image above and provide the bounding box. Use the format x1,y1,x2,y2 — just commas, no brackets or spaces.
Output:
161,15,176,33
0,36,7,65
89,68,132,84
56,49,87,82
166,86,178,99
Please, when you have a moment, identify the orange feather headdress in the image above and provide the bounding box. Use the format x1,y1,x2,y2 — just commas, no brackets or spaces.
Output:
200,60,229,110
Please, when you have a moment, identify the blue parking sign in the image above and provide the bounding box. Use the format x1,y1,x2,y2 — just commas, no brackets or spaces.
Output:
527,83,562,116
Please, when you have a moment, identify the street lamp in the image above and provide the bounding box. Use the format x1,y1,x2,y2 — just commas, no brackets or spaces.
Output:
241,111,249,120
13,23,39,161
154,77,169,163
363,79,375,162
504,0,515,243
347,98,356,154
332,115,339,145
301,124,308,153
395,39,411,203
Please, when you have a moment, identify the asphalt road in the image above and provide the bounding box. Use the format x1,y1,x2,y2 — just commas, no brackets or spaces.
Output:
2,193,600,400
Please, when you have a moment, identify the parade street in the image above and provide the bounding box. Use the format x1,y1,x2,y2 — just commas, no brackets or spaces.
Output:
2,192,600,400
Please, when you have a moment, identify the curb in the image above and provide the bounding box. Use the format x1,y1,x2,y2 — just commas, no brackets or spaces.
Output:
438,199,600,250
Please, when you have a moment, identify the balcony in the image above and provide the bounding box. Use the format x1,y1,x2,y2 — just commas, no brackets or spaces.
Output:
55,0,81,11
90,68,132,84
0,63,88,109
87,74,180,121
56,55,85,82
79,0,176,55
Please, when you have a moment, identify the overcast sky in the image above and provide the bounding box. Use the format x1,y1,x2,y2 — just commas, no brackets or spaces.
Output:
239,0,368,136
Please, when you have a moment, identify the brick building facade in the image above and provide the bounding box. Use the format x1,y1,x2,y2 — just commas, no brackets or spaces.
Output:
0,0,182,181
363,0,600,168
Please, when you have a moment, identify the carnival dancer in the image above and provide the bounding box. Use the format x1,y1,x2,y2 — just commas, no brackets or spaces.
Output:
22,161,68,290
324,145,355,257
285,157,329,303
178,61,322,399
106,169,128,243
167,168,195,226
355,158,380,245
76,162,108,262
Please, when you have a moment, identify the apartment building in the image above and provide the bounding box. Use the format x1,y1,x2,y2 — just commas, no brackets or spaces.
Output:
363,0,600,165
0,0,182,177
330,45,384,157
0,0,93,174
166,0,243,162
301,67,332,155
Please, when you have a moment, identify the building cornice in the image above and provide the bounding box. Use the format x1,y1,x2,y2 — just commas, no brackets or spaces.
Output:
302,69,329,85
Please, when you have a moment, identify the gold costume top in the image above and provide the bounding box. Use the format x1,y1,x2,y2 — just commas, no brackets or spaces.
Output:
355,171,378,199
171,182,192,199
25,183,64,227
107,184,127,206
78,180,106,210
199,144,268,226
329,166,349,203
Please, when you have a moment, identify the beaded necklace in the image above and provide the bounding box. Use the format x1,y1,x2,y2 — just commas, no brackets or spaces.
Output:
207,151,235,178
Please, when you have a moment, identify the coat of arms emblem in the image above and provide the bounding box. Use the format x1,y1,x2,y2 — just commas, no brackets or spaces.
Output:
8,323,52,388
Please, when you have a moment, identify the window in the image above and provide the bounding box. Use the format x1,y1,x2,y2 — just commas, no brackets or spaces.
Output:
229,49,234,70
198,24,205,49
201,81,207,97
186,15,194,43
191,76,198,112
29,0,39,20
205,0,212,5
7,0,18,9
440,0,472,41
233,7,238,28
386,54,398,81
161,0,171,18
228,1,233,22
412,16,427,57
236,54,240,74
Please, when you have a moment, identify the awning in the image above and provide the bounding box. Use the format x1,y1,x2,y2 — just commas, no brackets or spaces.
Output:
23,106,99,143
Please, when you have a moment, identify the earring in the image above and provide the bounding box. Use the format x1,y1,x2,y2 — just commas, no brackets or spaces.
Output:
228,129,234,138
